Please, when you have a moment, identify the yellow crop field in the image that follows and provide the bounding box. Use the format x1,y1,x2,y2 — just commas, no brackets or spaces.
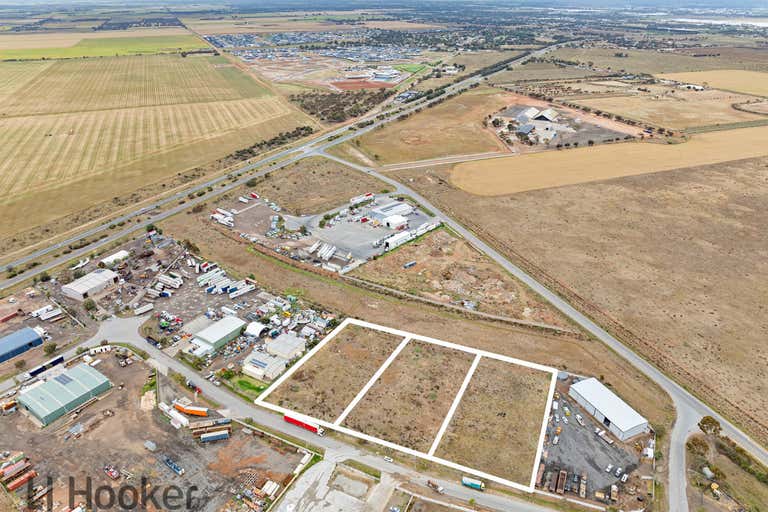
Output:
450,126,768,196
0,54,313,239
658,70,768,98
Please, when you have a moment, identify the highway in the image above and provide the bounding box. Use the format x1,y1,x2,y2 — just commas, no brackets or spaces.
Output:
3,38,766,511
0,43,555,289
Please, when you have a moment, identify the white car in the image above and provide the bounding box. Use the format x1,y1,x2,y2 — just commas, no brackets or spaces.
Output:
383,456,394,463
615,467,623,478
605,464,614,473
555,414,560,423
563,416,569,425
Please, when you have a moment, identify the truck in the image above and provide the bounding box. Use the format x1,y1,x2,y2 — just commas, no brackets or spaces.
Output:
163,457,185,476
283,414,325,436
579,472,587,499
427,480,445,494
556,470,567,495
461,476,485,491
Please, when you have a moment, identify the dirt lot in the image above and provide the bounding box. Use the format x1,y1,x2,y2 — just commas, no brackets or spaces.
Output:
350,228,572,329
658,70,768,98
160,208,675,441
449,125,768,196
575,87,766,130
491,61,605,83
266,324,405,422
390,155,768,448
1,356,301,510
434,357,551,485
356,87,512,164
252,157,389,215
342,339,474,452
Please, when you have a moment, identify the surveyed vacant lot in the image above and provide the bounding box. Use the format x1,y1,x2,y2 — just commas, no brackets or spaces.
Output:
434,357,552,484
658,70,768,98
253,157,389,215
266,325,405,422
492,60,604,82
0,54,313,240
450,125,768,195
356,87,511,164
342,340,475,452
350,228,572,329
390,155,768,448
574,88,766,130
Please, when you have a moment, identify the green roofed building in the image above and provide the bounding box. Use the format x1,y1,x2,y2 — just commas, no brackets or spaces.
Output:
18,364,111,426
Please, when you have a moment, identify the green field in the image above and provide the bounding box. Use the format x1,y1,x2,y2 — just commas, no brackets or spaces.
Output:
0,35,205,60
394,63,427,74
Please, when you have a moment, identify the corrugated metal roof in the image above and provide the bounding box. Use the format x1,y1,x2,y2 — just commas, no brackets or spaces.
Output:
195,316,245,344
570,377,647,432
62,268,119,295
19,364,110,422
0,327,43,358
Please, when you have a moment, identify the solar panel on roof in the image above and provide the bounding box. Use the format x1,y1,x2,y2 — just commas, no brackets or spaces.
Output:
54,374,73,385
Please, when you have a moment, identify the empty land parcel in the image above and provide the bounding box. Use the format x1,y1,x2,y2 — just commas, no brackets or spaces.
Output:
449,125,768,196
355,86,511,164
658,70,768,98
389,155,768,447
260,320,555,489
0,54,313,241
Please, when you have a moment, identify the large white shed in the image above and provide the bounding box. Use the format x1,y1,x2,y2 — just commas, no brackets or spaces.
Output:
61,269,119,301
568,377,649,441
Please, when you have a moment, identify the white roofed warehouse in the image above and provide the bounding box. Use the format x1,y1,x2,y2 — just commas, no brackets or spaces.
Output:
568,377,649,441
191,316,246,355
61,268,119,301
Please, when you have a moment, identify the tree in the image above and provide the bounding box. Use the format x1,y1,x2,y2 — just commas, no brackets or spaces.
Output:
43,342,57,356
83,299,96,311
14,359,26,370
699,416,722,437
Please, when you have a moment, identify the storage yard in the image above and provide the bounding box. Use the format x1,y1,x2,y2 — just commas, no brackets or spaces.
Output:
1,355,305,511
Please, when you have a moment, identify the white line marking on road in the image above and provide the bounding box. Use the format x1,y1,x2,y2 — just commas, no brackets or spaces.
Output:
428,353,481,456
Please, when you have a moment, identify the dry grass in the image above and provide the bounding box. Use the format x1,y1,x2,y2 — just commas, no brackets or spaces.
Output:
434,357,552,484
450,126,768,196
574,88,766,129
266,325,405,422
356,87,510,164
0,27,192,50
343,340,475,452
0,54,313,239
658,70,768,98
492,61,604,82
350,228,572,328
253,156,389,215
390,156,768,447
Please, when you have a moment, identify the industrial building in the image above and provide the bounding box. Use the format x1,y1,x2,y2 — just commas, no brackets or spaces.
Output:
18,364,112,426
0,327,46,364
370,202,413,222
569,377,649,441
266,332,306,360
61,268,119,301
383,214,408,230
242,351,287,381
99,250,130,267
191,316,246,356
245,322,267,338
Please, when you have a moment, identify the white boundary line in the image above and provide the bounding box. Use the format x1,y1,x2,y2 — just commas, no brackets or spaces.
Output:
255,318,558,492
334,336,411,426
428,353,481,456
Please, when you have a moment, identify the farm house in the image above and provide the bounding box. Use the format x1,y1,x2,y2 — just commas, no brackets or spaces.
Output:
18,364,112,426
0,327,46,363
61,268,119,301
569,377,649,441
